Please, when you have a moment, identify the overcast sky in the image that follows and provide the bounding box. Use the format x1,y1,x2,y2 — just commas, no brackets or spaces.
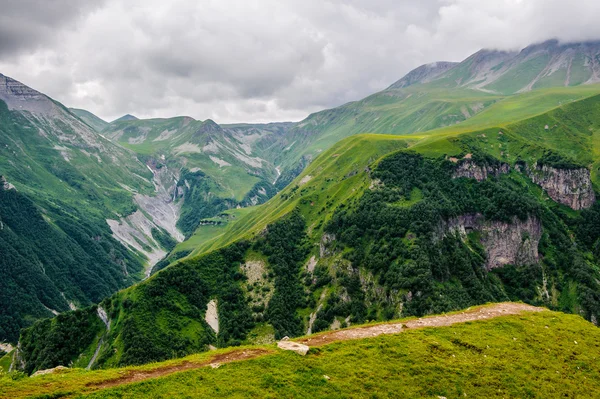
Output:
1,0,600,123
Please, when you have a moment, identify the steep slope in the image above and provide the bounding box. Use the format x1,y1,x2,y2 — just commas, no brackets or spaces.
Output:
101,117,284,238
16,94,600,374
4,307,600,398
251,40,600,181
0,74,181,342
387,61,458,89
69,108,108,132
7,39,600,370
428,40,600,93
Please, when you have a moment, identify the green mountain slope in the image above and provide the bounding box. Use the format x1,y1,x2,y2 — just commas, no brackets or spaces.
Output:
16,93,600,374
100,117,285,238
251,40,600,181
69,108,108,132
3,308,600,398
96,41,600,204
422,39,600,94
0,74,184,342
6,39,600,374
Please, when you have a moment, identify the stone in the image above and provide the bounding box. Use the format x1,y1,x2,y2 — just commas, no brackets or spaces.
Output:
205,299,219,334
277,340,310,356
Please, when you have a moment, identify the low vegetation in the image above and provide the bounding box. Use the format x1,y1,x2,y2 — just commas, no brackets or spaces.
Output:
2,309,600,398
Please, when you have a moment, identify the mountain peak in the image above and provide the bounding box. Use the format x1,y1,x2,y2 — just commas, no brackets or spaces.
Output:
387,61,458,89
0,73,57,115
112,114,138,123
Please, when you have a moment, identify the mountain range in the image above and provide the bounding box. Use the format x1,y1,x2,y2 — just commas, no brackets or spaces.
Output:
1,39,600,380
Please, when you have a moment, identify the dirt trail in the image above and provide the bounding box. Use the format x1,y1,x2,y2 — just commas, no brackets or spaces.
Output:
83,303,542,393
297,302,544,346
88,349,271,390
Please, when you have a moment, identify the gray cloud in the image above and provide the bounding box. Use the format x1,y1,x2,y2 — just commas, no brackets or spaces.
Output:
0,0,106,56
1,0,600,123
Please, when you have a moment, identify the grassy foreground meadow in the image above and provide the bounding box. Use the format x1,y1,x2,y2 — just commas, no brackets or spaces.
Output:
2,305,599,398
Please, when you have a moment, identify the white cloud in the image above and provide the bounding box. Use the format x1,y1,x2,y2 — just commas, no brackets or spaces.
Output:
1,0,599,123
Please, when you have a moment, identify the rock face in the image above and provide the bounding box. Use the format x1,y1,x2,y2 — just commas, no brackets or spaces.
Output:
452,160,510,182
0,73,57,115
320,233,336,258
441,214,542,270
528,164,596,210
97,306,111,331
205,299,219,334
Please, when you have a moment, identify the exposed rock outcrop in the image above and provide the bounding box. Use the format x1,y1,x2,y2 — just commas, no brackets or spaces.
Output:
0,73,57,115
205,299,219,334
359,268,403,315
452,160,510,181
527,164,596,210
440,213,542,270
320,233,336,258
97,306,111,331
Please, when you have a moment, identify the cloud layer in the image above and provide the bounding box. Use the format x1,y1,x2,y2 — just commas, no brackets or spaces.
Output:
1,0,600,123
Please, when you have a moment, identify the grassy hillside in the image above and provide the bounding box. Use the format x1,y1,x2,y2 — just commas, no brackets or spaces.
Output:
16,93,600,374
171,91,600,263
173,133,412,258
69,108,109,133
265,81,600,177
171,84,600,251
2,308,600,398
0,87,154,342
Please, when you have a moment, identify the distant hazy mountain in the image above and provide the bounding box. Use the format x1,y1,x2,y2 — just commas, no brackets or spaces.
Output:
423,39,600,93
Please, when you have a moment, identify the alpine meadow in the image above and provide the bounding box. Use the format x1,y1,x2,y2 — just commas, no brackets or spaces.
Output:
2,2,600,398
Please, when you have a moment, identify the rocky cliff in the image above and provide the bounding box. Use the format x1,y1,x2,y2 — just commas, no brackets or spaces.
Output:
441,213,542,270
0,73,56,115
527,164,596,210
452,160,510,181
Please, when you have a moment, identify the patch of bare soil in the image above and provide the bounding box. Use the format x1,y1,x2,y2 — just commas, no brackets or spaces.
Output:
88,348,271,390
296,302,544,347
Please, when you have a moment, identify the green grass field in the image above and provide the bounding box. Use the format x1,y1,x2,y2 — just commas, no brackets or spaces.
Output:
2,308,599,398
173,207,257,255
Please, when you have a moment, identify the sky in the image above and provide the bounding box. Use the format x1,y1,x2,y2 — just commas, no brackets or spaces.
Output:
1,0,600,123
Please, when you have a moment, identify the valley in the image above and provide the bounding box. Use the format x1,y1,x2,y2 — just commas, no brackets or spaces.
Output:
2,37,600,397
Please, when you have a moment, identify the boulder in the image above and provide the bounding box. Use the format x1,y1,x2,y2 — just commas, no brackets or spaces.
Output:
277,340,310,356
